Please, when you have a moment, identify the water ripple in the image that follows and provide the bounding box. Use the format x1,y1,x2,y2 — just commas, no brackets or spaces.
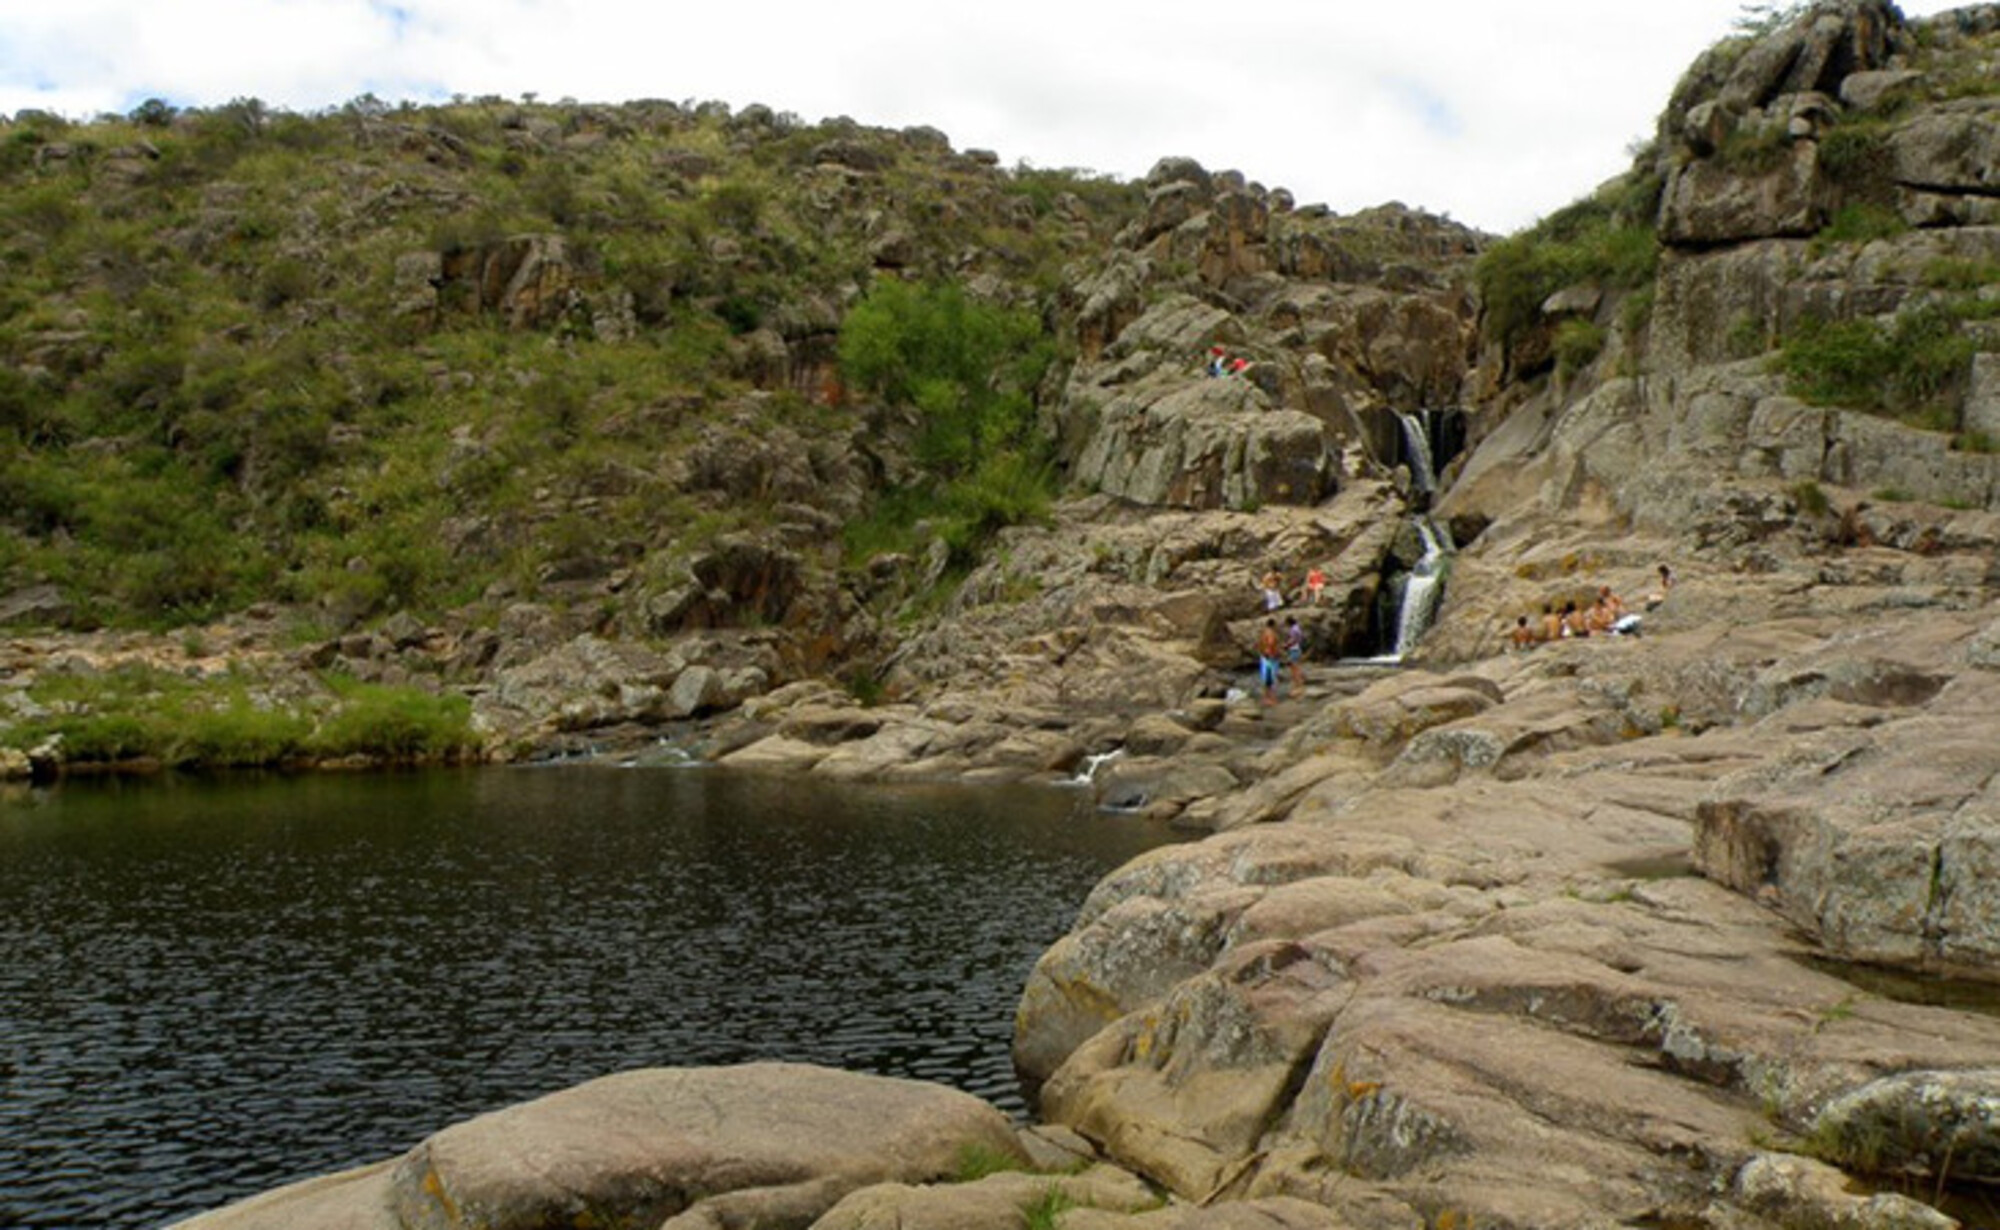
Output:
0,768,1181,1229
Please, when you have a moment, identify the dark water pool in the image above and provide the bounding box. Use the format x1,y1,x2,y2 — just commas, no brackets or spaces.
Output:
0,767,1181,1228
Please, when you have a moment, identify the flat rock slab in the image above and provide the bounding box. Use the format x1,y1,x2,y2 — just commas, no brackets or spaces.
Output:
173,1063,1027,1230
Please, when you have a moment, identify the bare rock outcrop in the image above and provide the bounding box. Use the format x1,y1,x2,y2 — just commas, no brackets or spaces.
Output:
171,1064,1027,1230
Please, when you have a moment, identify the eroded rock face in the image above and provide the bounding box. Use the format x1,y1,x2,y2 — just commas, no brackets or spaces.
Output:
1054,167,1478,515
171,1064,1027,1230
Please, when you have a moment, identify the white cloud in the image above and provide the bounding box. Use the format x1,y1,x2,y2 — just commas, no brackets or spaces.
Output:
0,0,1965,233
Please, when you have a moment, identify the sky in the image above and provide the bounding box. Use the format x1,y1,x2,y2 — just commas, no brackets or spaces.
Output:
0,1,1967,234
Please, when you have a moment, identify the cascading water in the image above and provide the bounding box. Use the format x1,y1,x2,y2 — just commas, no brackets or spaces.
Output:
1384,409,1453,659
1396,410,1437,497
1071,748,1124,786
1391,515,1450,659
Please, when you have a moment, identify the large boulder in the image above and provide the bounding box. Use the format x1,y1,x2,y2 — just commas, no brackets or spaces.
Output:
810,1167,1159,1230
172,1064,1028,1230
1070,378,1336,512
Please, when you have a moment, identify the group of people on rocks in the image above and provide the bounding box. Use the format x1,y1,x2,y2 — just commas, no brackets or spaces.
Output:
1508,565,1673,650
1259,565,1327,612
1251,565,1327,704
1204,345,1251,378
1256,615,1308,706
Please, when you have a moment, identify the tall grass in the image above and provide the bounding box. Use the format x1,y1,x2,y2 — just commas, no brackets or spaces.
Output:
1779,304,1975,425
1,666,477,768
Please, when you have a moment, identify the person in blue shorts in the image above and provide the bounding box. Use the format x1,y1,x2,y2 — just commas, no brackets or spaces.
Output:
1257,619,1282,706
1284,616,1306,691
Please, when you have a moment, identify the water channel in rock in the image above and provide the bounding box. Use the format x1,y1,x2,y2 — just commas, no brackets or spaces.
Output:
0,767,1186,1228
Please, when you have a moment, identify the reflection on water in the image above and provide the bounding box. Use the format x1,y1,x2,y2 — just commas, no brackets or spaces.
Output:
0,767,1182,1229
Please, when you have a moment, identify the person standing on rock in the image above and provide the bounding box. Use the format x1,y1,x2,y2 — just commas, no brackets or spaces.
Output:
1284,616,1306,690
1258,619,1282,706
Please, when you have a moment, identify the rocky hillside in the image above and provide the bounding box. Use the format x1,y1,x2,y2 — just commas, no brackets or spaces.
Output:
0,79,1487,770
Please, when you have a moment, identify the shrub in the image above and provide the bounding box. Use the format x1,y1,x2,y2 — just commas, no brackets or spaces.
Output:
36,712,157,762
1021,1185,1074,1230
953,1142,1027,1182
1474,192,1658,355
1714,124,1790,175
939,450,1055,566
1619,286,1656,342
1925,257,2000,290
312,682,476,760
1813,203,1905,250
838,278,1051,479
172,703,312,767
1554,319,1606,378
1816,121,1896,192
1780,304,1973,424
1727,313,1769,359
1790,480,1831,516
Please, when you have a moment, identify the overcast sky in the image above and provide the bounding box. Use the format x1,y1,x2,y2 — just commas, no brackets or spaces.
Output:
0,1,1965,234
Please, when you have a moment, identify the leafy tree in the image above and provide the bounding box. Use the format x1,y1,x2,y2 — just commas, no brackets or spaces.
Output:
837,278,1050,477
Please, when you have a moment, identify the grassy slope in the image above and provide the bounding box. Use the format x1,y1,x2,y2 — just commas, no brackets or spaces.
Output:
0,98,1140,635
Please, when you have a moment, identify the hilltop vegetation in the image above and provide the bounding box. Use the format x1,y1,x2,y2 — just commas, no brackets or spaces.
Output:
0,95,1141,636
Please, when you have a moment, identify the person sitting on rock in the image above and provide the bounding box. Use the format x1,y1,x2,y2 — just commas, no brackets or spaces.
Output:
1539,602,1563,643
1260,569,1284,612
1562,599,1588,638
1230,357,1249,376
1304,565,1326,605
1206,345,1226,377
1586,593,1615,636
1595,584,1643,636
1510,615,1537,651
1592,588,1640,640
1644,564,1674,610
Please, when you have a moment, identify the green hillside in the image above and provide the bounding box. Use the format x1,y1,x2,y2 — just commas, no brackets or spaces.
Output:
0,96,1142,636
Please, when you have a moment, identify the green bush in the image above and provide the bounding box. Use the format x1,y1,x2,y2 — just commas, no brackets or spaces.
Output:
940,451,1055,566
1925,257,2000,291
1474,192,1658,355
1619,286,1655,341
1780,304,1973,424
1817,122,1895,186
838,278,1051,478
312,682,476,760
1813,203,1905,249
1554,319,1607,378
1790,480,1831,516
172,703,312,767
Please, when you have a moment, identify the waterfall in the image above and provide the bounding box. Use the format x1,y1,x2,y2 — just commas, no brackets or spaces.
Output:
1392,516,1449,659
1396,410,1436,496
1382,410,1450,659
1071,748,1124,786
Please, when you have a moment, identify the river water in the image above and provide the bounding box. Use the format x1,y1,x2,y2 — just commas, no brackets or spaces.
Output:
0,767,1182,1229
